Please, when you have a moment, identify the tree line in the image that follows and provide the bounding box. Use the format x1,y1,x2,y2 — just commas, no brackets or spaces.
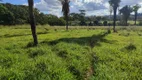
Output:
0,2,141,27
0,3,112,26
0,3,65,25
62,0,141,32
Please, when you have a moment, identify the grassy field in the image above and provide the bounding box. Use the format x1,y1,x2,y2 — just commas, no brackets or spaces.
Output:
0,25,142,80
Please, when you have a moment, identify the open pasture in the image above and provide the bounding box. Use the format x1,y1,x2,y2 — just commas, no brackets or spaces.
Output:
0,25,142,80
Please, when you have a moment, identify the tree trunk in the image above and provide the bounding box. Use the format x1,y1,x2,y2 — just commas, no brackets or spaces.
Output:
66,15,69,31
113,7,117,32
134,11,137,25
28,0,38,45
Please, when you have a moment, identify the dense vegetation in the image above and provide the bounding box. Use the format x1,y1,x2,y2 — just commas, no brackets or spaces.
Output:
0,3,65,25
0,3,142,26
0,25,142,80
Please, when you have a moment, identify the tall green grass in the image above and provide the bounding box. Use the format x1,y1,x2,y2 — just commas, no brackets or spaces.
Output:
0,25,142,80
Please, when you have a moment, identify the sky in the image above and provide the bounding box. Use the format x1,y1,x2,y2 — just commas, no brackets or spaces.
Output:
2,0,142,17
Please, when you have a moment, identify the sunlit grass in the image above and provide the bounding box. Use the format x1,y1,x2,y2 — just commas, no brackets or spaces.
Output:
0,25,142,80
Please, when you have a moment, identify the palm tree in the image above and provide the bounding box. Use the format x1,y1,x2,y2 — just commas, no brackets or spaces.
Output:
133,4,141,25
120,5,133,26
108,6,113,32
61,0,70,31
28,0,38,45
109,0,121,32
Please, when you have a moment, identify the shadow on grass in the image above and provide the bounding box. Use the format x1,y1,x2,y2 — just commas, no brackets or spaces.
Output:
41,32,116,48
4,34,31,38
1,31,48,38
24,42,39,49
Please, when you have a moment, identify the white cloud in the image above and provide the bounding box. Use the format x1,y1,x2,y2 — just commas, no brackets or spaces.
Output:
34,0,142,17
34,0,62,16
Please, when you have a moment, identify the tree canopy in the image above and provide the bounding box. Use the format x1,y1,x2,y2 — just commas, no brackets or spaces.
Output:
120,5,133,25
0,3,65,25
109,0,121,8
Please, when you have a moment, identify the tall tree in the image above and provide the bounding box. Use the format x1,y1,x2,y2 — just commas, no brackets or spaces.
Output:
109,0,121,32
79,10,86,26
133,4,141,25
61,0,70,31
28,0,38,45
108,6,113,32
120,5,133,26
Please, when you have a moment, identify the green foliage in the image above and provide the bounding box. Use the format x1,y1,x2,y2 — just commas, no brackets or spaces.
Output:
120,5,133,26
3,3,29,25
0,4,14,25
133,4,141,12
0,3,65,26
109,0,121,8
43,14,65,26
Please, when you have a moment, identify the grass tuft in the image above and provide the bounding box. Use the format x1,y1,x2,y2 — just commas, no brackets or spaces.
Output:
125,43,137,51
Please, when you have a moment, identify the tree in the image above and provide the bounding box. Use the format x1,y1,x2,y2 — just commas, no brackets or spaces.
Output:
79,10,86,16
36,13,48,25
108,6,113,32
120,5,133,26
133,4,141,25
70,13,81,21
0,4,14,25
28,0,38,45
46,14,65,26
61,0,70,31
109,0,121,32
96,16,102,21
79,10,86,26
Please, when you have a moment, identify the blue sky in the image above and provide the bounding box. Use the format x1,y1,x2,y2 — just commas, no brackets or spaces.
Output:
2,0,40,5
1,0,142,17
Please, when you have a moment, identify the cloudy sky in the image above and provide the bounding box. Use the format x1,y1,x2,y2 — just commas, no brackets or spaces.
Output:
2,0,142,17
